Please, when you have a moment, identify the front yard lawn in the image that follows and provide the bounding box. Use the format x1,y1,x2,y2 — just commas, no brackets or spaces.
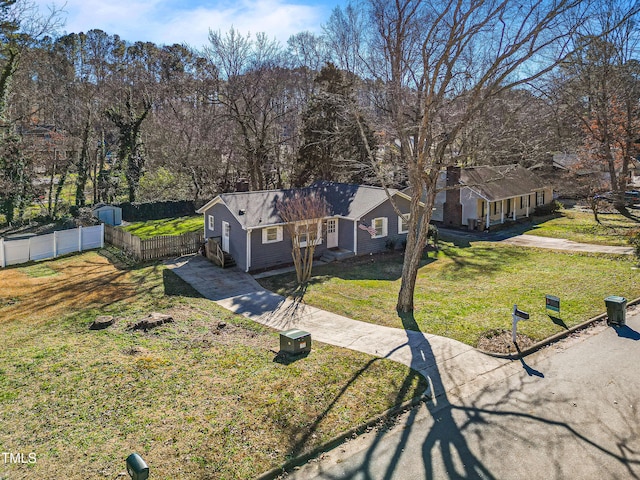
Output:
521,209,639,246
121,215,204,239
258,243,640,347
0,252,425,480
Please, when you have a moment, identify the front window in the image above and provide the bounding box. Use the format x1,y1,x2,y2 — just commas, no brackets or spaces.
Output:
262,226,282,244
372,217,388,238
297,222,321,248
536,191,545,206
208,215,214,231
398,214,409,234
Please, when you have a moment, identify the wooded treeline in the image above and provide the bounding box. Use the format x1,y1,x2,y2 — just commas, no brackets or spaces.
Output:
0,0,639,230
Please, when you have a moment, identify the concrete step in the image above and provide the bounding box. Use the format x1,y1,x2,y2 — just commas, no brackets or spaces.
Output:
321,249,355,263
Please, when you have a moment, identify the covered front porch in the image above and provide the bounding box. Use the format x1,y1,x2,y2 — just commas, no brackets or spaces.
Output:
466,192,543,230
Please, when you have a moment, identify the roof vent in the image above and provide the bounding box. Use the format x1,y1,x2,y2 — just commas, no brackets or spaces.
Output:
239,209,245,215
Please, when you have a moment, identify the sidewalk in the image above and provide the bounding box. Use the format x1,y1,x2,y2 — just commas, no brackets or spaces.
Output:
439,227,635,255
166,255,512,401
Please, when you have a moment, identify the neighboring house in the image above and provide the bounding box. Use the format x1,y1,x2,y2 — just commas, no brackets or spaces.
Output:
552,153,604,177
432,165,553,230
197,181,413,272
552,152,640,186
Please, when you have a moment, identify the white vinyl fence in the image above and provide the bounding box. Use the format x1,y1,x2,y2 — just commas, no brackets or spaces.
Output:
0,224,104,268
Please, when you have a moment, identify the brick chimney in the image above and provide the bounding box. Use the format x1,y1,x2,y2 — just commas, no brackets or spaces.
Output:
443,166,462,227
235,178,249,192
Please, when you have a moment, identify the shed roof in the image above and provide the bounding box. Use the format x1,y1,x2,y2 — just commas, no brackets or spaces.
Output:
92,204,121,212
197,181,409,229
461,165,546,201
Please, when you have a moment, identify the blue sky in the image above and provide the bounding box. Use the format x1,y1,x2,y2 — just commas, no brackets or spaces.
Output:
34,0,347,48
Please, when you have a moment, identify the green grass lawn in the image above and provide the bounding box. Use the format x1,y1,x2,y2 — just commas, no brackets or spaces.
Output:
121,215,204,239
0,252,425,480
258,243,640,347
522,209,640,246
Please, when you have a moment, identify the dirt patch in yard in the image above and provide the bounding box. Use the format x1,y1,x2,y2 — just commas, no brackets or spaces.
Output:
477,329,536,354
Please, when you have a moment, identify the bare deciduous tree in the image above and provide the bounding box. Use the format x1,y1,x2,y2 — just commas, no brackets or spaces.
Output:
277,191,328,285
335,0,633,312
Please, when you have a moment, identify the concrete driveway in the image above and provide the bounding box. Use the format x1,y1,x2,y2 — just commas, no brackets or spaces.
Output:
165,254,511,401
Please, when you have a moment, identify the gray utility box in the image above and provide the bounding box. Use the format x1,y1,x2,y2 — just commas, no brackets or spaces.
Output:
279,329,311,355
605,296,627,326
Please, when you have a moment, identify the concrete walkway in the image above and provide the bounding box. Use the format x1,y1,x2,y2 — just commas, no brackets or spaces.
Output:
165,255,511,400
500,233,634,254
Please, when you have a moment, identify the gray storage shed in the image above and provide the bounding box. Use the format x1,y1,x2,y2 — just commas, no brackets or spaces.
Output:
93,204,123,226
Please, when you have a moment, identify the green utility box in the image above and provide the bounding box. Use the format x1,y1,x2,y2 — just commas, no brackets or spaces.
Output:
605,296,627,326
279,329,311,355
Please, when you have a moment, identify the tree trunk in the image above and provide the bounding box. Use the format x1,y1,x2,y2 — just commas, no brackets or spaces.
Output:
396,175,436,313
75,116,92,207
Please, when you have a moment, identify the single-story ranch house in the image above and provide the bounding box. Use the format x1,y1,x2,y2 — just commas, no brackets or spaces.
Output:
197,181,413,272
432,165,553,230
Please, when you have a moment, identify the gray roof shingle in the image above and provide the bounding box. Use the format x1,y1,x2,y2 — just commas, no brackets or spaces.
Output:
204,181,403,229
461,165,546,201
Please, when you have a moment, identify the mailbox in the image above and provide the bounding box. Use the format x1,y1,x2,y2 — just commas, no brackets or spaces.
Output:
126,453,149,480
279,329,311,355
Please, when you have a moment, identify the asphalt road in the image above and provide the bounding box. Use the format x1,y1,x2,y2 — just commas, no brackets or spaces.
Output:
288,307,640,480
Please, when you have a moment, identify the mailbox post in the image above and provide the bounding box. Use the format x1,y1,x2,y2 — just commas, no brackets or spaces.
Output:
512,304,530,343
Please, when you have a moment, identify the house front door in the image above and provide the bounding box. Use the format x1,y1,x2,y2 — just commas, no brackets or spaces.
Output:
327,219,338,248
222,221,230,253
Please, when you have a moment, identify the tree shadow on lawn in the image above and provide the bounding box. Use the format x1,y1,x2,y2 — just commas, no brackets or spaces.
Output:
162,268,203,298
0,257,137,325
439,243,530,279
261,254,438,299
619,209,640,224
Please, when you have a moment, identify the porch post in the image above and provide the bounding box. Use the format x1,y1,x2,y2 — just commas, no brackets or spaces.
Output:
512,198,516,221
353,220,358,255
501,200,505,224
246,229,252,272
486,203,490,230
526,194,530,217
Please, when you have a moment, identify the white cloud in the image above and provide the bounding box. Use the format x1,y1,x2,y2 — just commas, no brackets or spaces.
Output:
35,0,330,48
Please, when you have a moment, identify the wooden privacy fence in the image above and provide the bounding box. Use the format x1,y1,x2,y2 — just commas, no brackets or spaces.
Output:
104,224,204,261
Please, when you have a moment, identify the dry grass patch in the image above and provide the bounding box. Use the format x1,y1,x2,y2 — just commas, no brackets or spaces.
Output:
0,252,426,479
0,253,136,324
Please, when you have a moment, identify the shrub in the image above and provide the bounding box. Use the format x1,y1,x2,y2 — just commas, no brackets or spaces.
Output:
427,224,439,245
628,228,640,259
385,237,397,251
534,200,563,216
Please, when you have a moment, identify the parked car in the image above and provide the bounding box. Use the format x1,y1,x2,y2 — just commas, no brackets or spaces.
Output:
593,190,640,206
625,190,640,204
